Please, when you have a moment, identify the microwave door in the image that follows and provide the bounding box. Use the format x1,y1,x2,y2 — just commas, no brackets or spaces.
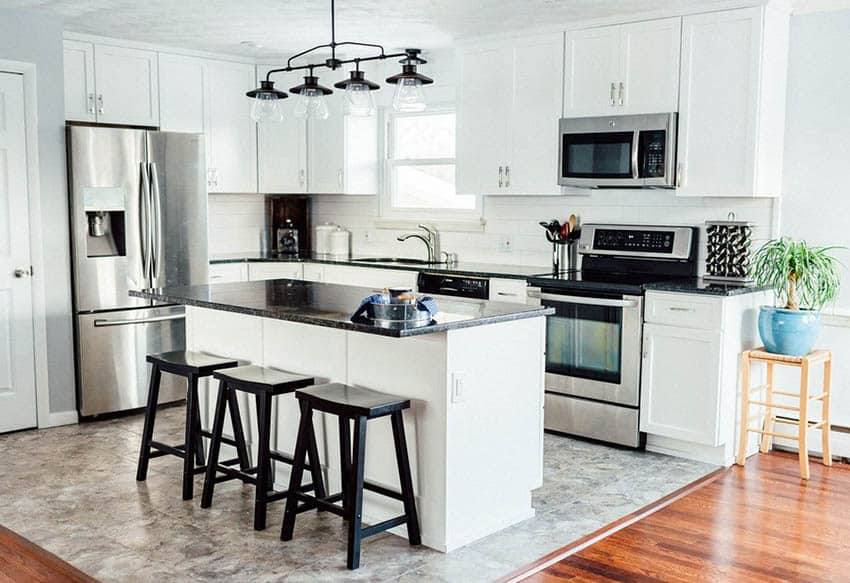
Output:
559,130,640,188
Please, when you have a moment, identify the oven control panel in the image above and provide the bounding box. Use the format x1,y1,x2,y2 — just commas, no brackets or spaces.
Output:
594,229,675,253
578,224,695,261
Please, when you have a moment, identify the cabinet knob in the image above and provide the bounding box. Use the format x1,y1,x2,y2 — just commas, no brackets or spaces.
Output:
14,267,32,278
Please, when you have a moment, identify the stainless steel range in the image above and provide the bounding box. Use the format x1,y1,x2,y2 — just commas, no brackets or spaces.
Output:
527,224,698,447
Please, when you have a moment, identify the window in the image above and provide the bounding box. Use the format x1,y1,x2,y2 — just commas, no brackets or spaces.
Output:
383,108,478,218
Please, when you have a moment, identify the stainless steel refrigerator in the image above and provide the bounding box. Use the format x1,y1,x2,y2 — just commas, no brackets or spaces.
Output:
67,126,209,417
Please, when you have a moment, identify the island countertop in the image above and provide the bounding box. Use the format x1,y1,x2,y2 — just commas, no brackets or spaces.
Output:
131,279,553,338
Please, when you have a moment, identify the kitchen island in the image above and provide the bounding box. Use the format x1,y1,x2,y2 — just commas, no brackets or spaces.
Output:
132,279,551,552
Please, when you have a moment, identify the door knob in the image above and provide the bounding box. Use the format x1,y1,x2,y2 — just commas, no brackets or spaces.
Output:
14,267,32,278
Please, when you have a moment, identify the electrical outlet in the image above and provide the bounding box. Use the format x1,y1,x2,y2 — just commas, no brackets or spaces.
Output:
451,372,467,403
363,230,372,242
499,235,514,253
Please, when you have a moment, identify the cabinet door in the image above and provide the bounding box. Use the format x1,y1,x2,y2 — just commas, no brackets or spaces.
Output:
620,18,681,114
505,34,564,196
677,8,761,196
640,323,723,445
343,113,379,195
206,61,257,193
93,45,159,126
307,98,344,194
455,45,510,195
563,26,621,117
257,65,307,193
159,54,206,134
63,40,96,122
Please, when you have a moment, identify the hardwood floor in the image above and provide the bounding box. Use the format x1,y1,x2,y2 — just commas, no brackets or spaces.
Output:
515,451,850,582
0,525,96,583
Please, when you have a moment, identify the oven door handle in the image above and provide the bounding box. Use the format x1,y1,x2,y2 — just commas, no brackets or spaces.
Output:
528,290,639,309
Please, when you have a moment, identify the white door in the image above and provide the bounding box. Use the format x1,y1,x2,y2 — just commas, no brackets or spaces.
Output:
0,73,37,433
505,33,564,196
308,98,345,194
563,25,621,117
455,45,510,194
619,18,681,114
93,45,159,126
63,40,96,123
639,323,723,445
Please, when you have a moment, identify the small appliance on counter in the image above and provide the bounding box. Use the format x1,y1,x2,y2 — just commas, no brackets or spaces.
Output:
267,195,311,256
329,227,351,258
704,212,753,283
313,223,338,255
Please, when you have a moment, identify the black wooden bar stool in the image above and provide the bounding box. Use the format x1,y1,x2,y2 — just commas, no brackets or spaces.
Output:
136,350,244,501
280,383,421,570
201,365,327,531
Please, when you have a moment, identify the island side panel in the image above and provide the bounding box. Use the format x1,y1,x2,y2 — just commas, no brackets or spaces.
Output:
444,316,546,551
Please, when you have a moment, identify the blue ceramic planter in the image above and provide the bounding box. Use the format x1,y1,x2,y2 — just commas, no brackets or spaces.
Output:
758,306,821,356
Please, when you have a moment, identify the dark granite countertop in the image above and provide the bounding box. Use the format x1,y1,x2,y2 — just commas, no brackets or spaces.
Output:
131,279,553,338
645,278,771,297
209,252,552,280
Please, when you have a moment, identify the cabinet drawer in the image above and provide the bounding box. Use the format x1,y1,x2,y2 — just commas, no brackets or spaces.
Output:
247,263,303,281
644,292,723,329
302,263,325,282
209,263,248,283
488,278,528,304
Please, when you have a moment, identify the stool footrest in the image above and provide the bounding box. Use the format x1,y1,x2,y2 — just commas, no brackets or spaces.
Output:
810,392,829,401
748,399,800,412
361,516,408,539
150,441,186,458
269,449,296,466
775,418,828,429
363,480,404,502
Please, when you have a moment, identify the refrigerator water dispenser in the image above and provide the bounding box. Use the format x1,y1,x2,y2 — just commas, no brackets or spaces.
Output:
83,187,126,257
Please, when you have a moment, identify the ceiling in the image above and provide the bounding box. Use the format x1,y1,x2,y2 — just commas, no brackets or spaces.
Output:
4,0,754,59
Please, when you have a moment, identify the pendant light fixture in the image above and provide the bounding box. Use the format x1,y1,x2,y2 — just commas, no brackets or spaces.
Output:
386,49,433,112
290,69,333,120
333,61,379,117
244,0,433,121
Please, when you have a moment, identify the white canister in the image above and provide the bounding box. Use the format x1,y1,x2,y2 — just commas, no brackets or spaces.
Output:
329,228,351,257
314,223,337,255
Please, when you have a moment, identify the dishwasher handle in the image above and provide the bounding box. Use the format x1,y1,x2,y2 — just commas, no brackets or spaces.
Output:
93,313,186,327
527,289,639,309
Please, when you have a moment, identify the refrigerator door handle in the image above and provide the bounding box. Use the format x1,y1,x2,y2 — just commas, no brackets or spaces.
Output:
139,162,152,286
93,313,186,327
149,162,162,283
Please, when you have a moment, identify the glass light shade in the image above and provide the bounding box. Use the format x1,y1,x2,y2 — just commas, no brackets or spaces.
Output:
250,93,284,123
392,78,426,112
293,88,330,120
345,83,376,117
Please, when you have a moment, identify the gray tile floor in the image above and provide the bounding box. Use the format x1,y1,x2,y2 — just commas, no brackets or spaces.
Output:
0,407,715,582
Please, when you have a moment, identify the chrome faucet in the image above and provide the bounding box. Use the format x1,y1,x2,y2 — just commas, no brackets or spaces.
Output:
397,224,441,263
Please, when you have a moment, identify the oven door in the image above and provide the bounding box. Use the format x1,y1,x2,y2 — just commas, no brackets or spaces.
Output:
528,289,643,407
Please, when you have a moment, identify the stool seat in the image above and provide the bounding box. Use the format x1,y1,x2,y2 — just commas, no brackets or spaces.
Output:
748,348,832,365
296,383,410,418
213,365,313,395
147,350,239,377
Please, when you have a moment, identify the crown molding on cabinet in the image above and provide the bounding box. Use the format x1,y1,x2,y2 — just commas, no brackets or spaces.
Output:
63,31,256,65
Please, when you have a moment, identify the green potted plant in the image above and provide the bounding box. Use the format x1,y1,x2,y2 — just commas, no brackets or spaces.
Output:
751,238,843,356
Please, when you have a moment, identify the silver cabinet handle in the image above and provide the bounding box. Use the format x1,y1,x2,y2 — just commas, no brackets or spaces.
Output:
338,169,344,188
87,93,95,114
619,82,624,106
299,168,306,186
505,165,511,188
97,94,104,114
498,166,504,188
610,82,616,106
496,291,519,297
668,306,696,312
94,313,185,327
14,267,32,278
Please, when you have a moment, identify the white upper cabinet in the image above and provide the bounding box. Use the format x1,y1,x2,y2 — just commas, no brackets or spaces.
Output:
563,18,680,117
205,60,257,193
457,33,563,196
63,40,96,123
257,66,308,194
63,41,159,126
676,6,789,197
159,54,206,134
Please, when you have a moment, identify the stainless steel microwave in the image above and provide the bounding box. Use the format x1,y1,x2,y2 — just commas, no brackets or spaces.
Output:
558,113,677,188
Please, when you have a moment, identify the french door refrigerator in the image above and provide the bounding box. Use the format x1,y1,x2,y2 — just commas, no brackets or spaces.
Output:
67,126,209,416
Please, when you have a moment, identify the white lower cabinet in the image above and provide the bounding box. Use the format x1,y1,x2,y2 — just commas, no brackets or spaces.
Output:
247,263,303,281
301,262,325,282
209,263,248,283
488,278,528,304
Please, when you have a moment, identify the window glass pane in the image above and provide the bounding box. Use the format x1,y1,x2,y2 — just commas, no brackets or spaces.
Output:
392,165,474,209
393,113,456,159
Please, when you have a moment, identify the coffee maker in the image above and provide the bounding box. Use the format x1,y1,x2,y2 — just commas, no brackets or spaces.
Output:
267,196,310,256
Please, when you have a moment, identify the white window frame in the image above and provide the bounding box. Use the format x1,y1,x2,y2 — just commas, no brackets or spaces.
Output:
379,105,482,223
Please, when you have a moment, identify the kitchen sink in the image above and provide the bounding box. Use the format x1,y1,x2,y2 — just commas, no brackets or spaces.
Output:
352,257,444,266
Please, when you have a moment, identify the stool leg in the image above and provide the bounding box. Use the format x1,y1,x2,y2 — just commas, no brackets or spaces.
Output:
346,416,368,570
338,416,351,516
281,401,313,542
760,363,775,453
306,413,327,504
799,359,810,480
823,357,833,466
183,374,199,500
736,352,751,466
192,388,206,467
227,390,252,480
201,381,229,509
391,411,421,546
136,364,162,482
254,392,273,531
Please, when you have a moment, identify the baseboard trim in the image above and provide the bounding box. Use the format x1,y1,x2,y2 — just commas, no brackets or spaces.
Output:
45,410,79,428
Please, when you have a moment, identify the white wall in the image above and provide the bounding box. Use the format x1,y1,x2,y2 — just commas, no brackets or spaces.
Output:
0,7,76,414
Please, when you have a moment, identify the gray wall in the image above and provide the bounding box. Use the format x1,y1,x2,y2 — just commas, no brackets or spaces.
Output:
0,7,76,414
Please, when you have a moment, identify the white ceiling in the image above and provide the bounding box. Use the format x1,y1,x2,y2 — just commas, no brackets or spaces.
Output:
5,0,755,59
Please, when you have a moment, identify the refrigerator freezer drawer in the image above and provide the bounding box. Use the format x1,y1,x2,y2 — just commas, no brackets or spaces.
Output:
76,306,186,416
